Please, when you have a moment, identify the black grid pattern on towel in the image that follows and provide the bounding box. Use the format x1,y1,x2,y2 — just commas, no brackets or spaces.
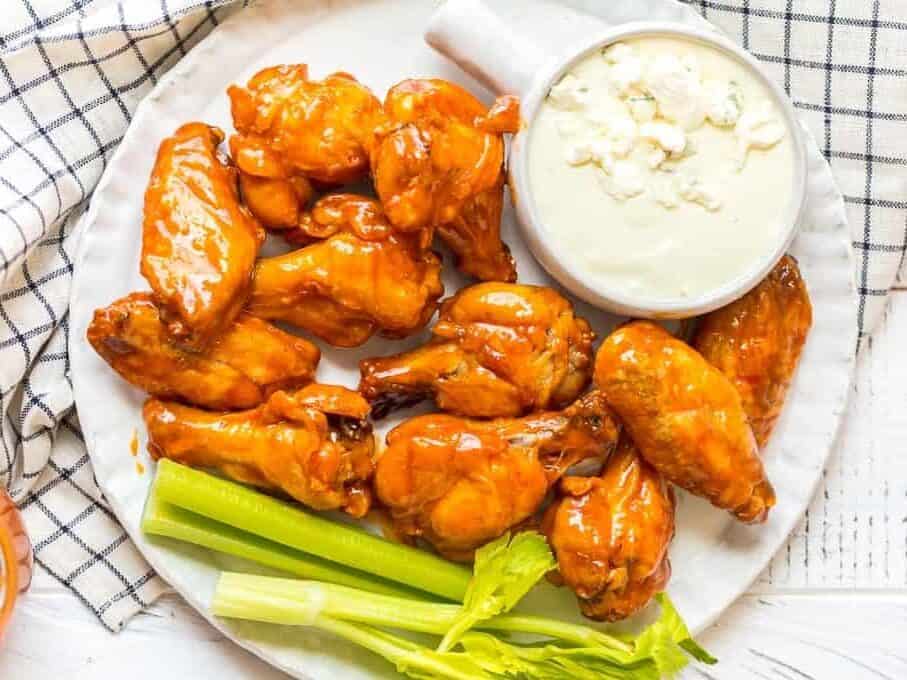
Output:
0,0,248,632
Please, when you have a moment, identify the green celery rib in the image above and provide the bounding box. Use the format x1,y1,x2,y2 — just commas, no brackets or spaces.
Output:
150,460,471,601
141,492,420,599
212,579,491,680
315,617,490,680
213,573,632,654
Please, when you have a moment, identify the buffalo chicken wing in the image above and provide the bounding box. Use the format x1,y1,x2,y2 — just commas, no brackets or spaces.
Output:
437,175,516,282
284,193,395,246
595,321,775,523
372,79,519,280
237,172,314,232
141,122,264,349
360,282,594,418
374,391,619,560
144,385,375,516
247,196,443,347
543,437,675,622
88,292,319,410
694,255,812,448
228,65,384,228
229,65,383,184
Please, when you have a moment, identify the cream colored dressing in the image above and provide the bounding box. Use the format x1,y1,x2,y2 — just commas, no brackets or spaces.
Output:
529,36,794,301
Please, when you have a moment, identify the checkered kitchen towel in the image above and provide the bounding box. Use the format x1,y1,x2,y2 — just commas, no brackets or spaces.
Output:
0,0,904,632
0,0,246,631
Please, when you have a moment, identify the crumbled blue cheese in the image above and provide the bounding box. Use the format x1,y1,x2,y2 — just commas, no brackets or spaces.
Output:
652,173,721,211
704,79,743,127
735,101,786,164
561,116,637,171
645,54,706,130
563,138,604,168
544,41,786,210
638,122,687,156
605,116,638,157
548,74,589,110
677,173,722,211
603,43,643,95
640,141,668,169
626,95,657,122
600,160,646,200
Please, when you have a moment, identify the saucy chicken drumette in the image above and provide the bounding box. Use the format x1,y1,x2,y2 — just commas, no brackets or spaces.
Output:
228,65,384,230
144,385,375,517
694,255,813,448
543,436,675,622
373,79,520,281
142,123,265,350
359,282,594,418
247,194,443,347
596,321,775,523
374,391,619,561
88,292,319,410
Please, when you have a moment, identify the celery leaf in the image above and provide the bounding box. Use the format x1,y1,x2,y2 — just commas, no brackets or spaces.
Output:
438,532,556,652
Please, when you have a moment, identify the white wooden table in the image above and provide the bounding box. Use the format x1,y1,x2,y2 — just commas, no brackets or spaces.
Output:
2,291,906,680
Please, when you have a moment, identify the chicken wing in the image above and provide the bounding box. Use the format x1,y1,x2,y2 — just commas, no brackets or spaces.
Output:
694,255,812,448
237,172,314,232
248,196,443,347
144,385,375,517
595,321,775,524
374,391,619,561
542,437,674,622
437,175,516,282
228,65,384,229
371,79,519,279
284,193,395,246
359,282,594,418
88,292,319,410
142,122,264,349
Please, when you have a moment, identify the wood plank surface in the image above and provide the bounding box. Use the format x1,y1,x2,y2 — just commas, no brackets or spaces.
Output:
759,291,907,591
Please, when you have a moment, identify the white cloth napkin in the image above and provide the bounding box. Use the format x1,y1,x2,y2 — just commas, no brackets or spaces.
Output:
0,0,903,632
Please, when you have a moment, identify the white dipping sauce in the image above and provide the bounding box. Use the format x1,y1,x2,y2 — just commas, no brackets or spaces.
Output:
528,37,794,301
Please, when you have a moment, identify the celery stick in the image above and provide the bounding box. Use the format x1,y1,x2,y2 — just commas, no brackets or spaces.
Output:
151,460,470,601
213,580,492,680
315,617,492,680
142,493,419,599
214,573,631,653
213,574,711,678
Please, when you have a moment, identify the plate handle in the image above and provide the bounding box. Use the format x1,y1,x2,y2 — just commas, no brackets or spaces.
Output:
425,0,548,96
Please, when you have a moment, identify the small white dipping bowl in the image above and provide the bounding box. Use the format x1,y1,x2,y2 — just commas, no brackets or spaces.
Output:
426,0,807,319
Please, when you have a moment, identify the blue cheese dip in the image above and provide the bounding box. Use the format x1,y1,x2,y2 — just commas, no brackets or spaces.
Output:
529,36,794,301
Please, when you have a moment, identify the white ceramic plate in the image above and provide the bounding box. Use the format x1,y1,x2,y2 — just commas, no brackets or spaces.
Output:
69,0,857,677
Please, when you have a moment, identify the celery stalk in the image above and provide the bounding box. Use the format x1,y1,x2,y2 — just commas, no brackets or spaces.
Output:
142,493,419,599
212,573,714,678
213,573,632,653
213,578,493,680
150,460,470,601
315,617,493,680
